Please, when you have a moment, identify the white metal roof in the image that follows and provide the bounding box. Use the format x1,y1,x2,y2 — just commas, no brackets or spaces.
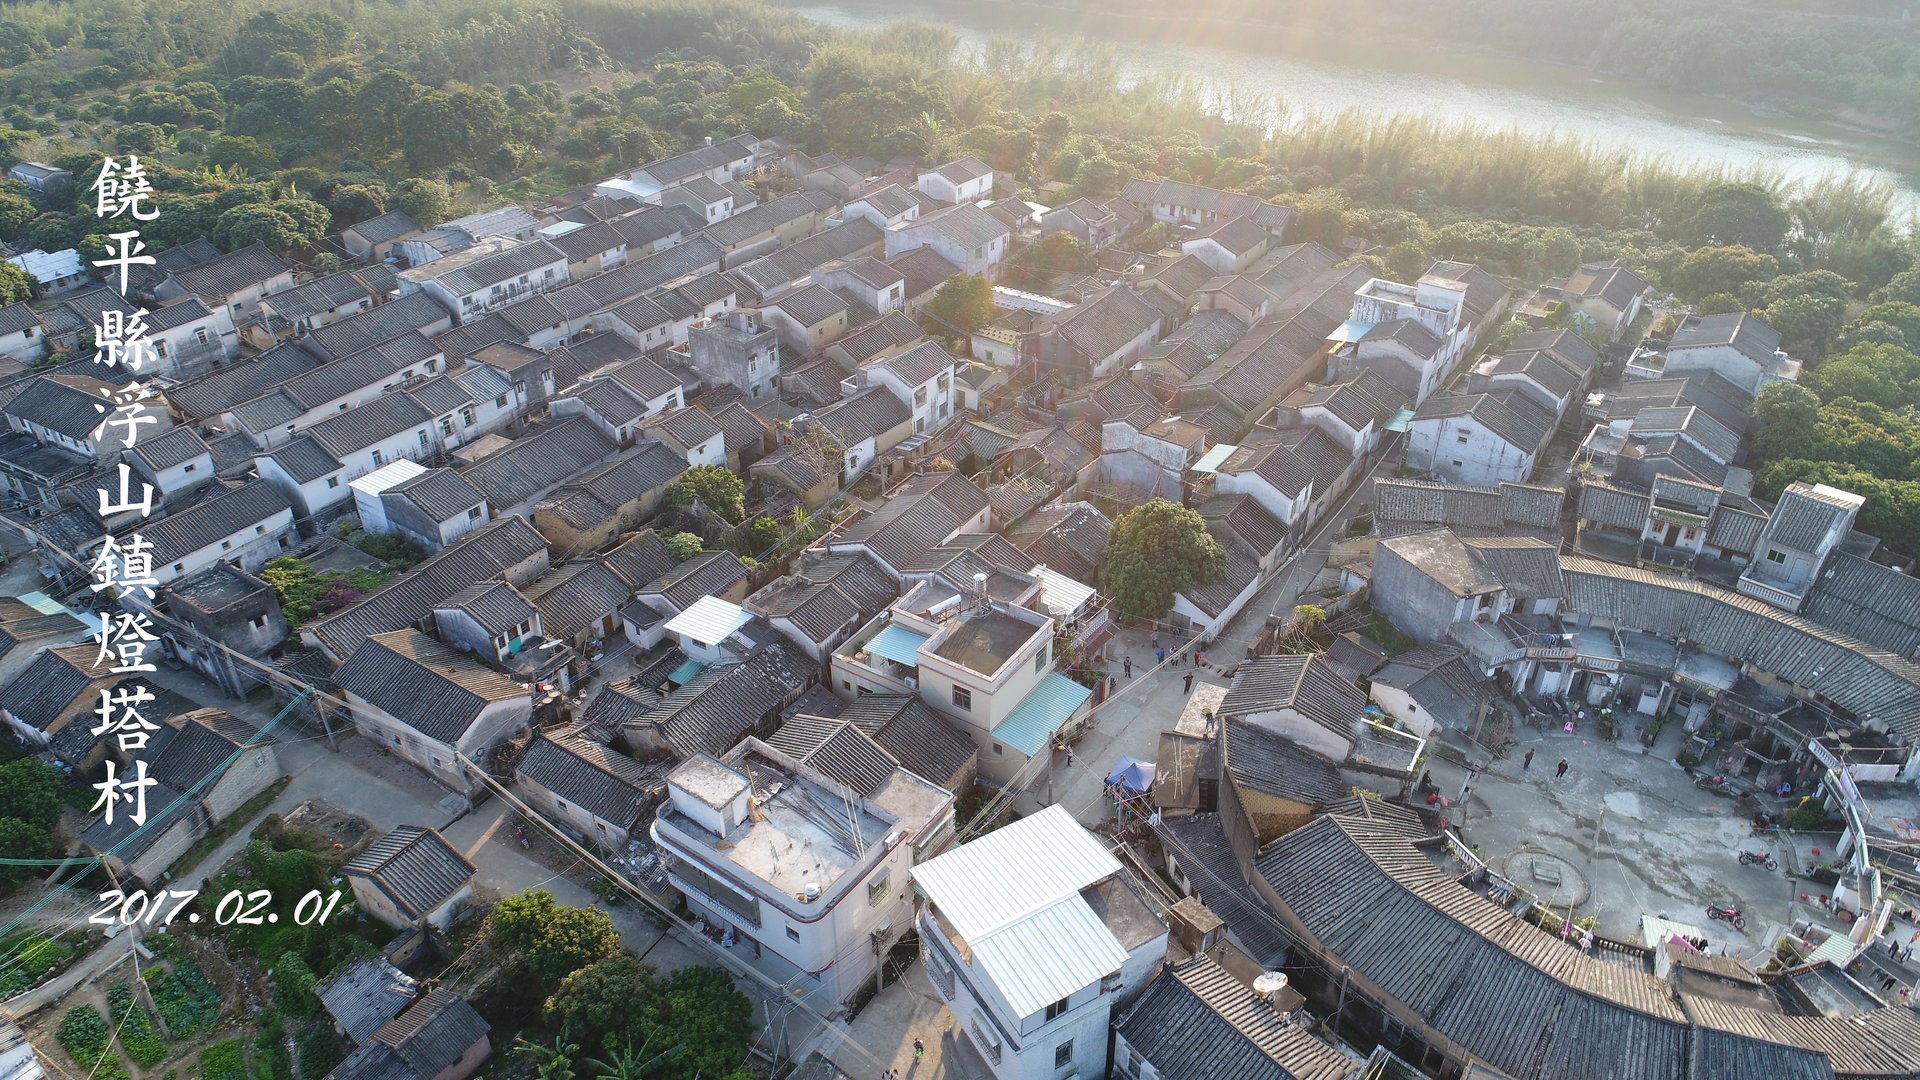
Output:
662,594,752,645
7,248,82,283
348,458,428,497
912,804,1127,1016
1034,566,1095,618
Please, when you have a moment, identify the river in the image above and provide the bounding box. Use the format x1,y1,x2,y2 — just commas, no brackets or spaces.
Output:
784,0,1920,217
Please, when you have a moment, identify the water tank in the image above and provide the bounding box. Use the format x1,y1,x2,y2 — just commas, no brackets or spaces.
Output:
803,881,821,902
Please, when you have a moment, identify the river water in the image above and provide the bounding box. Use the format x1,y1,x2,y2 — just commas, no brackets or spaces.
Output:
785,0,1920,216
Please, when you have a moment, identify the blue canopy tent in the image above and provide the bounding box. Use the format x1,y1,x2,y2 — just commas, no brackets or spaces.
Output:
1105,756,1156,795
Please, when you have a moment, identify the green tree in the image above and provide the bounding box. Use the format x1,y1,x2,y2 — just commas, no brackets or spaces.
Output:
206,135,280,176
1869,268,1920,307
490,889,560,950
0,261,31,306
637,965,754,1080
1664,245,1779,301
390,178,452,229
1803,343,1920,412
214,204,302,253
663,532,703,560
401,92,465,173
1101,499,1227,620
927,273,995,333
1074,154,1123,198
0,759,63,831
328,185,387,225
1750,380,1822,461
0,193,33,241
1385,241,1427,284
1295,189,1347,251
0,818,49,886
1675,182,1790,251
1760,293,1845,361
664,465,745,525
513,1036,579,1080
743,516,782,554
545,953,654,1051
490,890,620,988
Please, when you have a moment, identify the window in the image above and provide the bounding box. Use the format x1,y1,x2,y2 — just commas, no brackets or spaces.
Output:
785,926,800,942
154,340,168,358
867,872,891,906
914,387,928,407
468,506,483,521
440,418,454,437
992,742,1002,756
220,540,231,550
843,680,852,691
249,615,266,630
426,360,437,373
418,430,431,449
1035,646,1048,673
326,477,340,489
496,394,509,408
1054,1040,1073,1068
173,563,183,573
183,463,195,473
371,450,384,466
255,524,265,535
1457,429,1471,443
1767,549,1787,564
952,685,972,711
340,403,349,411
461,406,476,427
1450,460,1463,468
938,373,950,392
914,416,926,433
20,327,29,338
1045,998,1070,1022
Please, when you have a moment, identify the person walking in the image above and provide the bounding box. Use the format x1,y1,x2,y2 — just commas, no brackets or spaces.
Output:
1151,631,1160,650
1183,672,1194,693
1555,759,1569,779
914,1039,925,1060
1156,648,1165,663
1523,748,1536,771
1123,656,1132,678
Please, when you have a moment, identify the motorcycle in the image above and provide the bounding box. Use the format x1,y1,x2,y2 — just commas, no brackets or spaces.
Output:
1738,850,1779,871
1695,774,1730,792
1705,904,1746,930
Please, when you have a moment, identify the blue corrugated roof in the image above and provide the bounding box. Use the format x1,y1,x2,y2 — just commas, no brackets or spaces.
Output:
865,624,928,666
992,673,1093,757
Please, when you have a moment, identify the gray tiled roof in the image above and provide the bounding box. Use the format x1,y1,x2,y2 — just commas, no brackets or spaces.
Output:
345,828,477,921
1760,482,1855,554
264,270,381,323
516,733,663,829
310,293,452,359
387,468,485,521
885,246,960,299
1117,954,1357,1080
523,560,632,641
0,644,109,729
0,302,38,337
434,580,536,636
456,417,618,511
774,283,848,326
637,406,723,452
571,235,725,309
599,529,676,589
875,339,955,387
1669,311,1781,365
127,424,210,472
429,240,566,296
316,958,417,1045
345,211,421,245
334,629,528,744
1218,653,1368,732
144,480,290,562
305,392,433,458
167,241,288,300
901,201,1008,250
263,436,342,484
4,374,117,441
639,550,748,611
548,221,626,261
700,192,824,248
1577,481,1651,532
532,442,687,531
1413,390,1555,457
308,517,549,660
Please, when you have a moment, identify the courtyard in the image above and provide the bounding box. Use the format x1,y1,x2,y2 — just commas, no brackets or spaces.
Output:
1421,719,1853,962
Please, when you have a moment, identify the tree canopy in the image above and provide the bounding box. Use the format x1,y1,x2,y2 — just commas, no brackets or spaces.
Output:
489,889,622,989
926,273,995,334
664,464,745,525
1101,499,1228,620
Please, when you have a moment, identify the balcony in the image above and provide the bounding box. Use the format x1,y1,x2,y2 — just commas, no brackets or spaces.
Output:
1735,569,1809,611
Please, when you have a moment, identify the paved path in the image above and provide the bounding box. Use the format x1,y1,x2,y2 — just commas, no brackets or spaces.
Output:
834,959,992,1080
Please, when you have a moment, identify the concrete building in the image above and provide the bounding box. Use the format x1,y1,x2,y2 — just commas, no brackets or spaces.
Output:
1404,390,1557,487
158,562,288,697
1736,482,1862,612
914,804,1168,1080
515,733,661,850
144,480,297,584
652,741,953,1008
687,310,781,401
1371,530,1565,645
884,203,1010,278
1655,312,1800,395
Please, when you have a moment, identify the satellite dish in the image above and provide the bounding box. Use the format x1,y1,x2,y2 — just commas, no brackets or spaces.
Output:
1252,971,1289,994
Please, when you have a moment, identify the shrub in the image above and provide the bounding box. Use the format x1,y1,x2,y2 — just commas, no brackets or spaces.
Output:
107,983,168,1068
1791,801,1830,831
148,958,220,1036
58,1005,112,1063
198,1040,246,1080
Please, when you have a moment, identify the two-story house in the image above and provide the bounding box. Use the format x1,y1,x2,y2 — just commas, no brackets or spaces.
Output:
400,239,570,324
687,310,781,400
914,804,1168,1080
151,241,294,327
1372,530,1565,645
916,158,994,204
1736,482,1862,612
858,340,959,438
352,460,490,552
143,479,297,584
884,203,1010,279
1405,389,1557,487
1660,312,1801,395
765,285,850,357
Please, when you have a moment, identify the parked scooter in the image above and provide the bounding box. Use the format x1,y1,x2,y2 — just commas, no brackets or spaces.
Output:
1695,773,1730,793
1705,903,1747,930
1738,850,1779,871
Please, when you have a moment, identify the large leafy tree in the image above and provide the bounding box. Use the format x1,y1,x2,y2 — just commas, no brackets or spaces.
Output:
664,465,744,525
0,261,31,306
390,178,452,229
1749,381,1821,461
213,203,302,254
926,273,994,333
1102,499,1227,620
1675,182,1790,252
545,953,653,1051
489,889,620,988
1663,245,1779,302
